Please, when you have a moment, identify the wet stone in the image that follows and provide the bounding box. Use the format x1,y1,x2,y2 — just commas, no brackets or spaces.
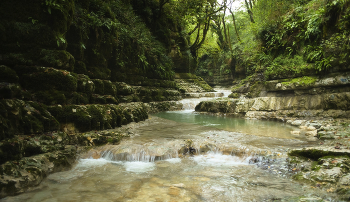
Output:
339,174,350,185
311,167,342,183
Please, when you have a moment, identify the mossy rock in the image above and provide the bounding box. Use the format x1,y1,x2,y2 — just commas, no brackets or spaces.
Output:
228,93,240,98
66,92,90,105
34,90,66,105
38,50,75,72
86,66,111,80
289,148,350,161
0,139,24,164
92,79,104,95
246,81,264,98
0,83,22,99
48,104,126,132
77,74,95,94
74,61,88,74
175,73,197,79
115,82,135,95
0,99,59,138
12,65,42,78
0,65,19,83
1,53,34,66
22,67,77,92
103,80,117,96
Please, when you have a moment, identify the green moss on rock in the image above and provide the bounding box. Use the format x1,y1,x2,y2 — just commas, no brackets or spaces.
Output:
38,50,75,72
0,65,19,83
92,79,104,95
281,76,317,86
23,67,77,92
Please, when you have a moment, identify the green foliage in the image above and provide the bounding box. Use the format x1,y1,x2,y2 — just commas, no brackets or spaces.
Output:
43,0,62,14
265,55,313,79
281,76,317,86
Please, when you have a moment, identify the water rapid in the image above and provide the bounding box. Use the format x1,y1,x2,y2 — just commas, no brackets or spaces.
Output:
2,88,336,202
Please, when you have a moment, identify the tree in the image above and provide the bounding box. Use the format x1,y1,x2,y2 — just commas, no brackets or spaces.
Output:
245,0,255,23
186,0,224,71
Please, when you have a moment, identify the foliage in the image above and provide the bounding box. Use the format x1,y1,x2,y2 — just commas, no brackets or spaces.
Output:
205,0,350,81
67,0,176,81
265,55,313,79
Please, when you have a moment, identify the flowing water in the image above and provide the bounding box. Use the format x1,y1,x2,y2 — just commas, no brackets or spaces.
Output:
2,89,338,201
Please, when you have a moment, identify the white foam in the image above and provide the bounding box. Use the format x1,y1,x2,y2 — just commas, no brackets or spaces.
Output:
165,158,182,163
192,152,249,167
74,158,116,171
124,161,155,173
204,123,221,126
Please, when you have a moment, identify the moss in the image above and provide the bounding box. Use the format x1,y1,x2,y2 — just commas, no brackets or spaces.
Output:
0,83,22,99
91,94,106,104
246,81,263,98
74,61,88,74
175,73,197,79
311,161,322,171
26,101,60,132
1,53,34,66
104,95,118,104
194,78,213,92
281,76,317,86
0,65,19,83
23,67,77,92
86,65,111,80
66,92,90,105
228,93,239,98
34,90,66,105
92,79,104,95
289,148,350,161
103,80,117,96
86,105,105,130
38,50,75,72
77,74,95,95
115,82,134,95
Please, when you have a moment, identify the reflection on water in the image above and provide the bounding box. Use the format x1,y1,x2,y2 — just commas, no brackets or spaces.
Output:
154,111,302,140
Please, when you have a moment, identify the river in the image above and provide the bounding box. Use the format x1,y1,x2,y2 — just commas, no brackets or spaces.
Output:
1,88,338,201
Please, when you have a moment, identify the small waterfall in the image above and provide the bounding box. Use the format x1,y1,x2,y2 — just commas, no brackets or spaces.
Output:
83,142,183,163
179,87,231,111
81,138,259,165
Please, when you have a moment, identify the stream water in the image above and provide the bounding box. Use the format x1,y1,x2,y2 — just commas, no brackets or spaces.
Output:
2,88,338,201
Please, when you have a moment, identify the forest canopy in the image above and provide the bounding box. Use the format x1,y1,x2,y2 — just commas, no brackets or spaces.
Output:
167,0,350,82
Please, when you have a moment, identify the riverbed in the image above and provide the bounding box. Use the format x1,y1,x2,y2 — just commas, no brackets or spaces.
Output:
1,92,339,202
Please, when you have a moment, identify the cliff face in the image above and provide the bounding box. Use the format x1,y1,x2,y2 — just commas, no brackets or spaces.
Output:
0,0,197,140
0,1,199,196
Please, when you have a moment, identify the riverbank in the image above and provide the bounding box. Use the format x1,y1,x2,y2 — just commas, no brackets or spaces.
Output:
194,84,350,200
1,114,339,201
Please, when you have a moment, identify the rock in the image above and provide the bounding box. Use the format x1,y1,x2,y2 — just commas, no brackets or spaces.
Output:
289,147,350,160
298,197,323,202
317,131,335,140
305,130,317,137
311,167,342,183
0,146,76,198
306,126,317,131
168,186,181,196
290,131,300,135
339,174,350,185
308,123,322,129
291,120,304,126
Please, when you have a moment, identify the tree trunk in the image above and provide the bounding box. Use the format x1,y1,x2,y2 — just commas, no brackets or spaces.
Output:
245,0,255,23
